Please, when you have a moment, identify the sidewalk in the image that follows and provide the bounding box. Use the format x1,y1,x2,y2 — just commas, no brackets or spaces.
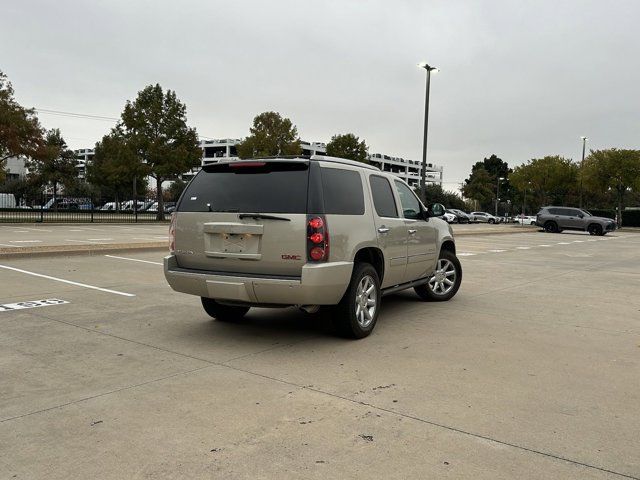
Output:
0,223,168,258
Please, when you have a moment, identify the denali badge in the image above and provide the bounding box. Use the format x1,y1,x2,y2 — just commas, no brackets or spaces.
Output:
176,249,195,255
281,254,301,260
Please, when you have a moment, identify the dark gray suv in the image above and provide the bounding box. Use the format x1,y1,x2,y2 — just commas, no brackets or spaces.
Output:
536,206,616,235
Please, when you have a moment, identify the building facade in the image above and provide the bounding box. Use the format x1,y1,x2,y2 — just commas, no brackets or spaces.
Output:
74,139,443,187
2,156,28,181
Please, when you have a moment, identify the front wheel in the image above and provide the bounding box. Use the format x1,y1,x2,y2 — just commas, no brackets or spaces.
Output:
588,224,602,236
333,263,381,339
201,297,249,321
414,251,462,302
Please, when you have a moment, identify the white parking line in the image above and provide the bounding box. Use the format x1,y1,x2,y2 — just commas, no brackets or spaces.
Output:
7,227,52,232
538,245,551,247
0,265,135,297
0,243,18,248
458,252,476,256
516,246,531,250
105,255,163,266
65,239,103,244
10,240,43,243
87,238,113,241
557,242,571,245
488,249,507,253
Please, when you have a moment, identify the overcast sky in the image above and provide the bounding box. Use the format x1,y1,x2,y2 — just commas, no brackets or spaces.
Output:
3,0,639,190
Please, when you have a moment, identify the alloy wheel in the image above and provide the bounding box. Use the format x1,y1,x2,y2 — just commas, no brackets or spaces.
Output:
428,259,457,296
355,275,377,328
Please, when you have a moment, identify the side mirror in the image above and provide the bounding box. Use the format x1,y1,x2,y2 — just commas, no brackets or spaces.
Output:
427,203,445,218
577,213,584,218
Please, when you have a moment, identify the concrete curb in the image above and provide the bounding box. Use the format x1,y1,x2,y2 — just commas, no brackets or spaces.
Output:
452,226,539,236
0,242,167,259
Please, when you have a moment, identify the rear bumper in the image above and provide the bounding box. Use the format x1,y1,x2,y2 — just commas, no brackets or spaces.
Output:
164,255,353,305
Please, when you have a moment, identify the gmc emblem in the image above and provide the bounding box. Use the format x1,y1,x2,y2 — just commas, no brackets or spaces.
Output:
281,254,301,260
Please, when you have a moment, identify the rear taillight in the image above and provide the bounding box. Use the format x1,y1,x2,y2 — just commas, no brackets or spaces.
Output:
307,215,329,262
169,213,176,253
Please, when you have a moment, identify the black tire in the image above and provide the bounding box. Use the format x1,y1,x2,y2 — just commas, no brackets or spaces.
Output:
544,221,558,233
414,250,462,302
201,297,249,321
332,263,381,339
588,224,603,236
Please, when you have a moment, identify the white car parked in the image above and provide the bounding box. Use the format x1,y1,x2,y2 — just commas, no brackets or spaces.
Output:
469,211,499,224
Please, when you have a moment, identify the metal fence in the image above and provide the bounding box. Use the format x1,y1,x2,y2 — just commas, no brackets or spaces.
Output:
0,196,173,223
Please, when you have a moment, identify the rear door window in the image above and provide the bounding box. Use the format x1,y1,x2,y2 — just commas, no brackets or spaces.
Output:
369,175,398,218
178,161,309,213
321,167,365,215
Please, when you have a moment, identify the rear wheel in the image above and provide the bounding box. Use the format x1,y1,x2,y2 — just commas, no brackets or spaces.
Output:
414,250,462,302
544,221,558,233
588,224,602,236
333,263,381,339
201,297,249,321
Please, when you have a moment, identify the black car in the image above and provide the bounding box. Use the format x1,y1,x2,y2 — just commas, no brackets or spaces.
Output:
446,209,471,224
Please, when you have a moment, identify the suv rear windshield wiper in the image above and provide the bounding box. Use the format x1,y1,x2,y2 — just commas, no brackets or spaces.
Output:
238,213,291,221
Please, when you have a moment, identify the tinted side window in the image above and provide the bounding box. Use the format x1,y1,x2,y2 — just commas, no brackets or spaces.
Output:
394,180,421,220
369,175,398,218
548,208,561,215
321,167,365,215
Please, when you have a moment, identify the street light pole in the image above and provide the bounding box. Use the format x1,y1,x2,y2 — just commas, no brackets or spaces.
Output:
579,136,587,208
418,62,438,203
495,176,504,217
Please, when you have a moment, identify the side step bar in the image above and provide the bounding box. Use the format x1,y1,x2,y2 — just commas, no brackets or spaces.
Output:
381,277,431,297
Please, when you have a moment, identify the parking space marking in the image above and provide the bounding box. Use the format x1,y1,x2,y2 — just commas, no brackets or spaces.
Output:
87,238,114,241
458,252,477,256
488,249,507,253
105,255,163,266
0,243,18,248
0,299,69,312
0,265,136,297
557,242,571,245
65,239,103,244
516,246,531,250
538,244,551,247
10,240,43,243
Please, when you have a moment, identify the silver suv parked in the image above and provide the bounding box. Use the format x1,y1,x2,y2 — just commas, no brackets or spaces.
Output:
164,155,462,338
536,206,617,235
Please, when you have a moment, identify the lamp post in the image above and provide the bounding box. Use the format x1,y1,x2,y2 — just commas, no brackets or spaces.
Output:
495,176,505,216
418,62,438,203
579,136,588,208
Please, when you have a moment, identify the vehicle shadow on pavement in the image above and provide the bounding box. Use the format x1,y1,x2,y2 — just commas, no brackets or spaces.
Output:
174,290,436,343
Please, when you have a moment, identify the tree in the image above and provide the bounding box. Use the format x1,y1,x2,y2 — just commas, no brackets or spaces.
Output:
462,167,495,211
236,111,302,158
463,154,513,213
27,129,78,204
510,156,578,209
582,149,640,226
87,130,148,207
0,70,44,181
166,178,187,202
326,133,368,163
119,84,201,220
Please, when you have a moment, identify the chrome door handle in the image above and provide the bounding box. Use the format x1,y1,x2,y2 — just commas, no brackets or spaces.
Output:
408,229,417,235
377,227,390,234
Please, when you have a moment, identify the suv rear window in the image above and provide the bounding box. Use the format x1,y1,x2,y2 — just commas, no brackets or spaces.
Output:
178,161,309,213
321,167,365,215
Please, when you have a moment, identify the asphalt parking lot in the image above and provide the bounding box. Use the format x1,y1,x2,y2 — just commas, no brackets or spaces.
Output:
1,230,639,479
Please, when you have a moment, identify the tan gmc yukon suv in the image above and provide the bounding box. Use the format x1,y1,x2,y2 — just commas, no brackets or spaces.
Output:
164,155,462,338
